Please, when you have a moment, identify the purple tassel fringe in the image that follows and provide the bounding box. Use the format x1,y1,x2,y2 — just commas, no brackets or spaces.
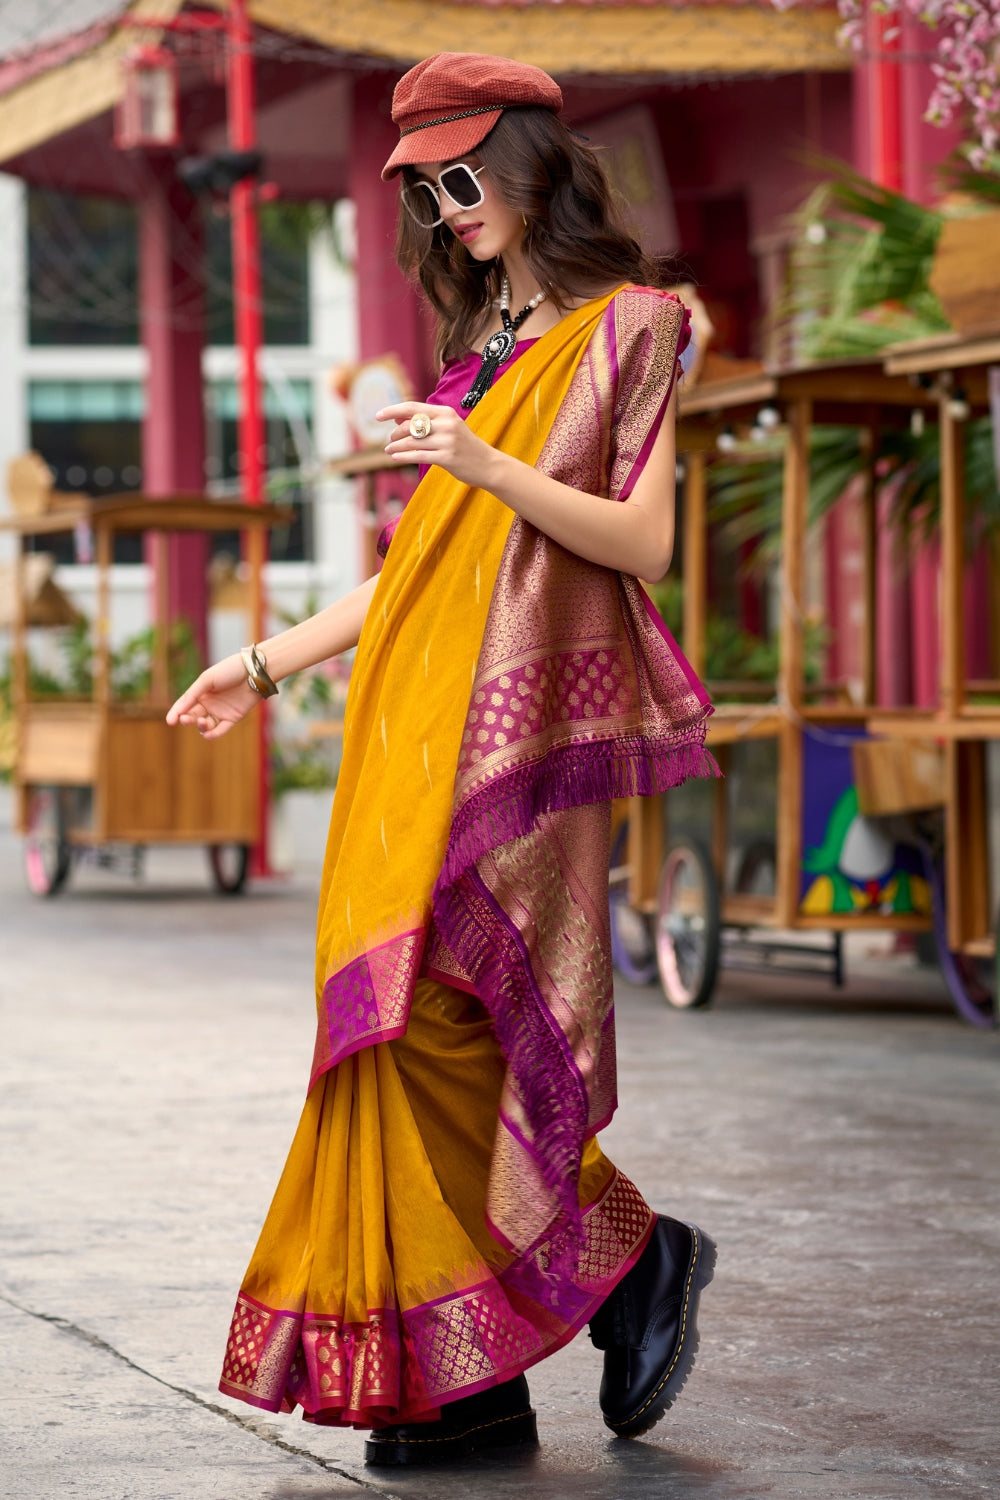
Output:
430,732,717,1283
439,734,718,890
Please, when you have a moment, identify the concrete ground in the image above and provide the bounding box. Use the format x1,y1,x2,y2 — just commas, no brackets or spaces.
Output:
1,794,998,1500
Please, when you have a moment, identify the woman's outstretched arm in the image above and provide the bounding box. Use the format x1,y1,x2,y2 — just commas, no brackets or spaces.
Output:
379,389,678,582
166,573,378,740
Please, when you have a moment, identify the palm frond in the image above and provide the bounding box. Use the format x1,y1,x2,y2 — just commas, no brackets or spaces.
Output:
941,150,1000,205
708,420,999,570
775,158,949,362
709,428,863,570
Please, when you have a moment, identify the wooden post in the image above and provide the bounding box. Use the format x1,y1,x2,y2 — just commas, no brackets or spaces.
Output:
711,743,730,886
776,398,810,926
939,391,965,716
945,740,990,951
12,533,28,831
151,525,170,704
95,523,113,709
682,449,708,681
627,792,664,913
12,532,27,710
859,417,878,706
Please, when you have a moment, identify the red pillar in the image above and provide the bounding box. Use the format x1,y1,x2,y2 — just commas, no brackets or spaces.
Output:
227,0,272,879
899,13,962,205
348,74,428,576
866,7,902,191
228,0,264,515
349,73,428,385
139,162,208,659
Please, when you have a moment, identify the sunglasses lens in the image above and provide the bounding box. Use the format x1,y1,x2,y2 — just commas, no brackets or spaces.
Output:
402,181,440,227
440,165,483,209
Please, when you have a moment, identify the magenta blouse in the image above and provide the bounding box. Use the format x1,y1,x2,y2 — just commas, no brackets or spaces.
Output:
377,298,689,559
377,338,539,559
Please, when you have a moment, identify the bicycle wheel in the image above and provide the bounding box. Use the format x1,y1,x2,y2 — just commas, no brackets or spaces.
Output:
23,786,72,897
654,839,720,1008
208,844,250,895
920,840,995,1028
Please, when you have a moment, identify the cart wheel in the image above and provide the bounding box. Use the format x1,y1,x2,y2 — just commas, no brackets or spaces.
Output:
919,839,995,1029
654,839,720,1009
208,844,250,895
24,787,72,897
609,823,658,985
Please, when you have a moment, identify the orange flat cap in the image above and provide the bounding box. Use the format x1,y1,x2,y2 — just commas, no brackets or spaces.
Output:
381,52,563,180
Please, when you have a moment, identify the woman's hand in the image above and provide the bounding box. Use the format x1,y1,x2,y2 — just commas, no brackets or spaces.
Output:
166,655,260,741
378,402,496,490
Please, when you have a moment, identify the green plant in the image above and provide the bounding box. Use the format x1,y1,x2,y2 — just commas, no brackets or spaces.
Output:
270,739,337,797
708,418,999,573
646,577,826,690
4,618,203,704
779,160,951,361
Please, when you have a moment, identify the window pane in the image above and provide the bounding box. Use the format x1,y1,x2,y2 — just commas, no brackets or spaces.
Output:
28,192,311,348
206,203,311,346
28,190,139,346
27,416,144,564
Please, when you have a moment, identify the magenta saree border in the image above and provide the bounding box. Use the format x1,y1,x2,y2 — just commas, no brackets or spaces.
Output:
614,293,691,504
310,928,426,1088
639,585,713,705
438,731,716,890
220,1168,654,1427
432,866,590,1281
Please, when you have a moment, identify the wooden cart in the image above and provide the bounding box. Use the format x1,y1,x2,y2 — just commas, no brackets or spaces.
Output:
3,494,288,896
611,351,997,1026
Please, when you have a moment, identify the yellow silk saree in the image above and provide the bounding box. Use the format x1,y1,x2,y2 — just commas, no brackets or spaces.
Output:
220,287,715,1426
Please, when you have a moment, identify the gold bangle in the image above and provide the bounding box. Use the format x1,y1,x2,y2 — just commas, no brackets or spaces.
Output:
241,643,279,699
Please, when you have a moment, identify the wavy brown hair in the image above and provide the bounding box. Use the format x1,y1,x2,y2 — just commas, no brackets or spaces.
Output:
395,107,666,364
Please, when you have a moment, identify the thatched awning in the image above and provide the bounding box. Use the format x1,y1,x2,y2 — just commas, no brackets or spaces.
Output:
0,1,183,168
0,0,848,170
250,0,848,77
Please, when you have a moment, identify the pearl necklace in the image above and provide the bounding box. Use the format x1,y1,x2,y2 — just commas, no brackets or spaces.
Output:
461,274,547,410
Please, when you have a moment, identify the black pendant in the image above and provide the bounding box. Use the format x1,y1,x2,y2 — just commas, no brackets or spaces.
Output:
461,327,518,410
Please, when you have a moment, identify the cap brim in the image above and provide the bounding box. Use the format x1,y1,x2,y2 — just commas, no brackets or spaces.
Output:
381,110,504,181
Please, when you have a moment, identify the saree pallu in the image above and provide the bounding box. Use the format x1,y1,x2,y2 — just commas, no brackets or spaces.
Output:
220,286,716,1427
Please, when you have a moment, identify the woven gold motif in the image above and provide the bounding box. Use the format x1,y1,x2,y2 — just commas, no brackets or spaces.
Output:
485,806,613,1070
575,1170,654,1289
610,291,687,501
220,1295,301,1407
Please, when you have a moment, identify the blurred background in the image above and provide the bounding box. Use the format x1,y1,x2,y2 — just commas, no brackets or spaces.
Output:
0,1,996,993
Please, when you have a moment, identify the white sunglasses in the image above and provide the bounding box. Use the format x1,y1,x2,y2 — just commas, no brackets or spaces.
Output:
400,163,487,229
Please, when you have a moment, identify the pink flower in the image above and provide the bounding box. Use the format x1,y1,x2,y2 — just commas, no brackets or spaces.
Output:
773,0,1000,159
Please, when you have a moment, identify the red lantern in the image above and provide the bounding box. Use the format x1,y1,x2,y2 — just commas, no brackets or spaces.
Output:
115,45,179,150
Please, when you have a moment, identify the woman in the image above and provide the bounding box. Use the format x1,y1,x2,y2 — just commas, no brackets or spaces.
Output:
167,51,718,1466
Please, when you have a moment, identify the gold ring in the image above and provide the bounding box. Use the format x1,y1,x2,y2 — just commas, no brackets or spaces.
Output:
408,413,433,440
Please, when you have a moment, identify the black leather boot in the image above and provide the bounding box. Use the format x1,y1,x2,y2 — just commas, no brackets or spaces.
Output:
589,1215,716,1438
364,1373,538,1465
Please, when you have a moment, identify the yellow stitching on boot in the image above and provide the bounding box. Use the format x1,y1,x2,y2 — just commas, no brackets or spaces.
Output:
614,1225,701,1429
369,1410,533,1446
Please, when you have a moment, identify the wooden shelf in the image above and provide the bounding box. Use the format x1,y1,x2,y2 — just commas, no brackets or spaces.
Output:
0,495,292,536
706,709,784,745
865,714,1000,741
